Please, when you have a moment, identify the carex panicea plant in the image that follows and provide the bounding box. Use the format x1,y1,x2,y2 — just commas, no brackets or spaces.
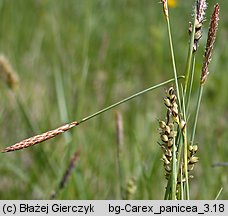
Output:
1,0,220,200
159,0,219,200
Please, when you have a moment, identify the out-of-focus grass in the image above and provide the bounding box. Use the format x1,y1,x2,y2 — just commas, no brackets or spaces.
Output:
0,0,227,199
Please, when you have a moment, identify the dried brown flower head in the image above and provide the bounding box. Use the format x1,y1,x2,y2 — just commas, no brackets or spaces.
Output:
201,4,220,85
1,121,79,152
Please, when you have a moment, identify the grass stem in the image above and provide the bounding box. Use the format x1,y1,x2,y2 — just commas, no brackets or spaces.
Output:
186,55,196,114
215,188,223,200
184,13,196,96
80,77,184,124
191,85,203,145
1,77,184,153
166,18,181,110
171,136,177,199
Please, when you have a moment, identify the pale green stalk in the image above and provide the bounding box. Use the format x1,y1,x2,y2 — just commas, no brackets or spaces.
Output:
171,136,177,199
184,14,196,96
191,3,220,145
164,178,171,200
180,166,184,200
182,87,189,199
164,9,183,200
81,77,182,200
186,55,196,114
215,188,223,200
183,129,189,199
79,77,184,124
166,18,181,110
191,85,203,145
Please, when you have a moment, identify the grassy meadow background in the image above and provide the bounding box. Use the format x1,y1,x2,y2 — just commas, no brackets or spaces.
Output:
0,0,228,199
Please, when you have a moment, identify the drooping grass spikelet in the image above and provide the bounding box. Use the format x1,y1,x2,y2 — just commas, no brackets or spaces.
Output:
0,54,19,91
201,4,220,85
1,121,79,152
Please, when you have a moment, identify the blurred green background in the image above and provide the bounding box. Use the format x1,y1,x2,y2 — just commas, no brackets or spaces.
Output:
0,0,227,199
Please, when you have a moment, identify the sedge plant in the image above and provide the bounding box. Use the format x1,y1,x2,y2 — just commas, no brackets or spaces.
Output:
160,0,219,200
1,0,220,200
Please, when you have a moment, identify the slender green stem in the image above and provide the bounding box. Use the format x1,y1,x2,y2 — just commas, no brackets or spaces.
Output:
165,128,181,200
180,166,184,200
80,77,181,199
184,13,196,96
215,188,223,200
163,5,187,200
186,55,196,114
182,87,189,199
162,14,186,200
183,129,189,199
79,77,184,124
191,85,204,145
176,130,182,168
166,18,181,110
171,135,177,200
164,177,171,200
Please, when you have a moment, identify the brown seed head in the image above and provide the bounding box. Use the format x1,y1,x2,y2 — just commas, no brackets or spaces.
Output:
201,4,220,85
59,150,80,189
51,150,80,199
1,121,79,153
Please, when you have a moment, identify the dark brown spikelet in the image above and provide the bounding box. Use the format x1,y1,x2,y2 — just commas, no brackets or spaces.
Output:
201,4,220,85
51,150,80,199
1,121,79,153
59,150,80,189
